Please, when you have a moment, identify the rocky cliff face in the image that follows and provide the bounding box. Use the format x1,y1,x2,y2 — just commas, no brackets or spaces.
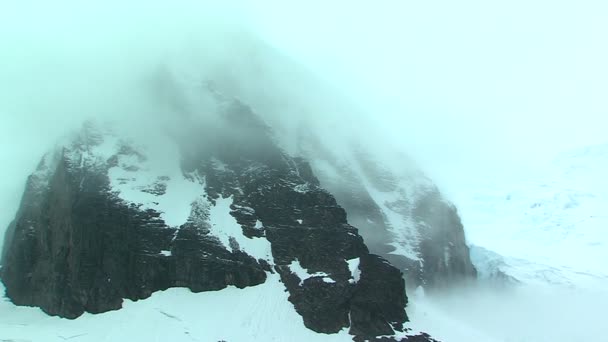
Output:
297,133,477,289
0,98,431,340
186,37,477,291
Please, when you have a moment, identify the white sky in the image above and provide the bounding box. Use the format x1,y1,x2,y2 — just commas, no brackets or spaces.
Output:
246,0,608,186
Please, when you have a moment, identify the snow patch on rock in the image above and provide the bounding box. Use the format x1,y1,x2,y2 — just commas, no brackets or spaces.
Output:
289,259,336,285
346,257,361,284
293,183,310,193
208,196,273,262
107,135,204,227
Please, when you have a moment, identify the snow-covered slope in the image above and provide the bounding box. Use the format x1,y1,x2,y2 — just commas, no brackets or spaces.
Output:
461,143,608,288
0,272,370,342
0,273,441,342
380,143,608,342
0,274,350,342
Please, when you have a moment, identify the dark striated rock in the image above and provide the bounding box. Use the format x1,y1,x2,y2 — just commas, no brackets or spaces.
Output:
0,136,267,318
349,254,407,336
186,100,408,335
298,131,477,289
1,99,412,339
352,332,441,342
412,190,477,288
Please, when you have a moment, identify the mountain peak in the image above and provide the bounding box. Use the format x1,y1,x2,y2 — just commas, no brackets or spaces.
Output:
1,114,420,339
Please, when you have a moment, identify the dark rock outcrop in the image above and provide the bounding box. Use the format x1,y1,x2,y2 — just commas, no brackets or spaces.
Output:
298,132,477,289
355,332,441,342
186,100,408,335
1,99,410,339
171,34,478,290
1,126,267,318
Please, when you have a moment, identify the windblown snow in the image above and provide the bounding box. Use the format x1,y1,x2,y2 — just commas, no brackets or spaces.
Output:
305,148,425,262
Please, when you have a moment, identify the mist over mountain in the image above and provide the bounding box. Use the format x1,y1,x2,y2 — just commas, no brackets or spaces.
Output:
1,1,607,341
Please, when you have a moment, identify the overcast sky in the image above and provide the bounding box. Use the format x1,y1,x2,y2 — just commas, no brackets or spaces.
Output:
247,1,608,184
1,0,607,229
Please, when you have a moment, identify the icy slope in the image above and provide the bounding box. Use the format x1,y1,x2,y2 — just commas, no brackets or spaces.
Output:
405,281,607,342
392,143,608,342
460,143,608,287
0,274,353,342
0,274,439,342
